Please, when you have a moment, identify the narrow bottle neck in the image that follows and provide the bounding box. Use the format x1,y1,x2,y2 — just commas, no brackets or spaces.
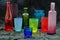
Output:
50,2,55,11
6,1,11,8
24,9,28,13
6,4,11,18
7,5,10,8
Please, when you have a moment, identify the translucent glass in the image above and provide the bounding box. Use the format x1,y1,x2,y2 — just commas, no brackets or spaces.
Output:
14,18,22,32
48,2,57,35
34,10,45,28
11,3,18,18
24,27,32,38
34,10,45,18
23,7,29,27
4,2,13,32
40,17,48,40
29,18,38,33
41,17,48,33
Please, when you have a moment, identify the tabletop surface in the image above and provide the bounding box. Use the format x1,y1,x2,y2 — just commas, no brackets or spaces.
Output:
0,22,60,40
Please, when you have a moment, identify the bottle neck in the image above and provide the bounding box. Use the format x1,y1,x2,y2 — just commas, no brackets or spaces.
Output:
6,1,11,8
50,2,55,11
6,3,11,18
24,9,28,13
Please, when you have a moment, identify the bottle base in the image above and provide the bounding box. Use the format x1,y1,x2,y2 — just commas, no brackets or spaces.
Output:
4,27,13,32
47,33,56,35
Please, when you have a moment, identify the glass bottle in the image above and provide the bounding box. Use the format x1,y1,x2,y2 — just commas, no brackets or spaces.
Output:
22,7,29,27
4,1,13,32
47,2,57,35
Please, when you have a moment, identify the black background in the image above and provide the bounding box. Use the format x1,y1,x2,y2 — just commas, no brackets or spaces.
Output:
0,0,60,24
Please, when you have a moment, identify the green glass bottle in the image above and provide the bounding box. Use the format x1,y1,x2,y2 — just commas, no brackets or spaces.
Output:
23,7,29,27
29,18,38,33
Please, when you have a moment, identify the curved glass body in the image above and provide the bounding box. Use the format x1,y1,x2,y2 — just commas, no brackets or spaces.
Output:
48,2,57,35
5,2,13,32
23,7,29,27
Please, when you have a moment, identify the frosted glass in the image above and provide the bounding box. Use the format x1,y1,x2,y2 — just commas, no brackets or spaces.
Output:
14,18,22,32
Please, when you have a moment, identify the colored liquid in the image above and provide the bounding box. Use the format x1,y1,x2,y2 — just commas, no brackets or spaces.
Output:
24,27,32,38
29,18,38,33
14,18,22,32
41,17,48,33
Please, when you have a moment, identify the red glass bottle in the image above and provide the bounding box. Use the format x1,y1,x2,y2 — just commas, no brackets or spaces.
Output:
4,2,13,32
41,17,48,33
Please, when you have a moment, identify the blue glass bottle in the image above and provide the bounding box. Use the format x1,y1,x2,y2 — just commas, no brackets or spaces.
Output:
34,10,45,28
14,18,22,32
24,27,32,38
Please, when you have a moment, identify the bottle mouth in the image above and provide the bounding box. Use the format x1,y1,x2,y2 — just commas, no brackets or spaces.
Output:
24,7,28,9
6,1,11,6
